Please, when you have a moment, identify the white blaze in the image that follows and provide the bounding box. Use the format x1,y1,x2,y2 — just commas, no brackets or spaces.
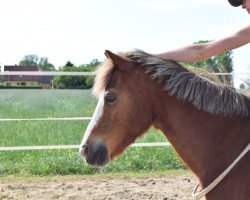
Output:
80,93,104,151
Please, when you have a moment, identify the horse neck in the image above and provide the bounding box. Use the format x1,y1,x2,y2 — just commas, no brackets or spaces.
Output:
152,91,250,188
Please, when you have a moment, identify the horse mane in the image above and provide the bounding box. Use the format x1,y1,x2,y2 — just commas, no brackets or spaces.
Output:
93,50,250,117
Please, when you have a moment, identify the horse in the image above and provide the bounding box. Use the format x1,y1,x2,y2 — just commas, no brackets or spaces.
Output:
79,50,250,200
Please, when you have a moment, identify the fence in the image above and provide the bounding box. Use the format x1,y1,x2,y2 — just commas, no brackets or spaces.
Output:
0,71,248,151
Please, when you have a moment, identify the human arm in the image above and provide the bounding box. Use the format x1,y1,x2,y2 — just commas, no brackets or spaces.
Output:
157,25,250,62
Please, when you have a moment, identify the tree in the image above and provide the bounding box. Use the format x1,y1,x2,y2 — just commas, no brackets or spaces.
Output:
53,59,100,89
89,59,100,67
19,54,39,66
65,61,74,67
19,54,55,71
38,57,55,71
182,40,234,86
241,66,250,88
79,59,101,70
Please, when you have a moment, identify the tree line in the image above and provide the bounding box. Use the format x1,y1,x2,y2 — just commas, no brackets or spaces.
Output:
18,55,100,89
14,40,238,89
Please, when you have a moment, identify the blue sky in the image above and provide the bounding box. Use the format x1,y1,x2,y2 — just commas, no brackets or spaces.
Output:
0,0,249,76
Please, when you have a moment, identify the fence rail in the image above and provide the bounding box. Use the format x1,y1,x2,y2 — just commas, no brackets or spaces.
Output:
1,71,250,75
0,71,95,76
0,71,249,76
0,142,171,151
0,117,91,122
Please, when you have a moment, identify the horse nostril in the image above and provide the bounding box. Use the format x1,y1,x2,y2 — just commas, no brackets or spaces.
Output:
81,145,89,156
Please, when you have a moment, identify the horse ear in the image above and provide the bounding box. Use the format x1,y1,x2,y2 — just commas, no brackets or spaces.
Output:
104,50,133,71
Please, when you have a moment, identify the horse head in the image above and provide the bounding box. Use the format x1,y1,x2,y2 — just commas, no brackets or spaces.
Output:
79,50,159,166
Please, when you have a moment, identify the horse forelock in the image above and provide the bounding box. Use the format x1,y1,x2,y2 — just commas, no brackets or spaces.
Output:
93,50,250,117
93,59,115,97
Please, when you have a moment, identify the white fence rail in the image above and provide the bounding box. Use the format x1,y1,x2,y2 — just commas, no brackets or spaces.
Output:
1,71,248,76
0,117,92,122
0,71,95,76
0,71,249,76
0,142,171,151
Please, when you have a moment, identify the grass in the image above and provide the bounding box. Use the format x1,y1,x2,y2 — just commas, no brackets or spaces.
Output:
0,89,185,177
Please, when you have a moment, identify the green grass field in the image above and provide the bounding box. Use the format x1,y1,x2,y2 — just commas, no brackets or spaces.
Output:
0,89,185,176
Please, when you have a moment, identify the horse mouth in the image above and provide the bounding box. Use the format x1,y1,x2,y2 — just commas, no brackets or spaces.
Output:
80,142,110,167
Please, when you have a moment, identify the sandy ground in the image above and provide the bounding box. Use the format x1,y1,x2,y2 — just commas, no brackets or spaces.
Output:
0,173,202,200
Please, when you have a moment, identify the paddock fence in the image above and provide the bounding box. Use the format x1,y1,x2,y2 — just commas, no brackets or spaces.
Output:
0,71,249,151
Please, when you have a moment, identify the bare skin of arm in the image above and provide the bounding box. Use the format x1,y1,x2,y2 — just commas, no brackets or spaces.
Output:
157,25,250,62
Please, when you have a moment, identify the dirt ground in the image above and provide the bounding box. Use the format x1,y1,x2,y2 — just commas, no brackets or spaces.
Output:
0,173,203,200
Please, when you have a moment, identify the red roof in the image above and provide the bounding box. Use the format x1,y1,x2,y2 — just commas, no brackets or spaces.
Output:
4,65,39,81
3,65,52,84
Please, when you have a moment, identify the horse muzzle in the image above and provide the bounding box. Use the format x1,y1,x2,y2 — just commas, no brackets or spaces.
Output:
80,141,110,167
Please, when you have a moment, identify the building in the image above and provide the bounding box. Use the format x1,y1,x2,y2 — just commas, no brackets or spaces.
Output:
2,65,53,89
38,69,54,89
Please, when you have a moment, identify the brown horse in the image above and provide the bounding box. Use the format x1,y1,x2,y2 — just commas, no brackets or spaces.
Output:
80,50,250,200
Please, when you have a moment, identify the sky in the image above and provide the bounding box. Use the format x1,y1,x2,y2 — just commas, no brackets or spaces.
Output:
0,0,249,77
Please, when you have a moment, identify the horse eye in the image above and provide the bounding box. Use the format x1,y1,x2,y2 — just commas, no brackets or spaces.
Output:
104,94,117,104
